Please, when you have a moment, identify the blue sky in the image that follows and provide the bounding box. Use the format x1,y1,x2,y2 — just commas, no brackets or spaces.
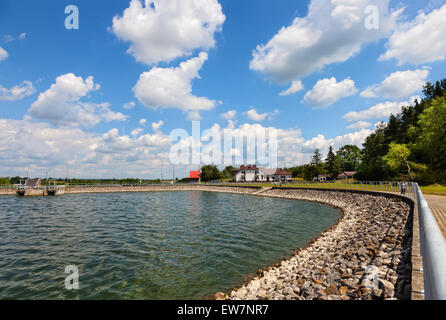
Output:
1,0,446,178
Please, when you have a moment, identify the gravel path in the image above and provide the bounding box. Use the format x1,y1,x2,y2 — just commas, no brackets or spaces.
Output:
424,195,446,239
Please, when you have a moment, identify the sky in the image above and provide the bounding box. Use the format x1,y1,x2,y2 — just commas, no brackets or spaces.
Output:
1,0,446,179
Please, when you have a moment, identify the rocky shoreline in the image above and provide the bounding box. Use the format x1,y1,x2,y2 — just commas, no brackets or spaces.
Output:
218,189,413,300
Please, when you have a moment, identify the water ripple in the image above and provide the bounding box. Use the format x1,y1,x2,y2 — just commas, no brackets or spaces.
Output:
0,191,340,299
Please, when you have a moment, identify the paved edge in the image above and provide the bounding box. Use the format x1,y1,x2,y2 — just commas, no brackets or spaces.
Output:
411,199,425,300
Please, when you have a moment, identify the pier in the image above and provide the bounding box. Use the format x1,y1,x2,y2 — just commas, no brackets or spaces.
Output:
15,178,65,196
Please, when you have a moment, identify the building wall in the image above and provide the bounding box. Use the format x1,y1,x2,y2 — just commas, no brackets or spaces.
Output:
234,170,278,182
270,175,292,182
234,170,260,182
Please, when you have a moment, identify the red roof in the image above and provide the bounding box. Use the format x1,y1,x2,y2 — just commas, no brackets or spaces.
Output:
235,165,258,172
338,171,356,177
272,169,292,175
189,171,201,179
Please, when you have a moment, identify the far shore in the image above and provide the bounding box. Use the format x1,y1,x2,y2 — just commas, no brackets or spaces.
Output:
0,184,261,196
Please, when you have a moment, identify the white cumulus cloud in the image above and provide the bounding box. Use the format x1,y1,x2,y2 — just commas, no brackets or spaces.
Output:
123,101,136,110
279,80,304,96
111,0,226,65
221,110,237,120
360,68,430,99
0,118,374,177
152,120,164,131
244,108,279,122
250,0,401,84
303,77,357,108
0,81,35,101
343,96,419,122
380,4,446,65
0,46,8,61
346,121,373,130
28,73,127,127
134,52,216,120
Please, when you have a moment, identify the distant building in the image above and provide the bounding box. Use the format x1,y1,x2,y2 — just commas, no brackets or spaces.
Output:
313,174,330,182
269,169,293,183
338,171,356,179
189,171,201,183
233,165,292,183
234,165,260,182
313,172,356,181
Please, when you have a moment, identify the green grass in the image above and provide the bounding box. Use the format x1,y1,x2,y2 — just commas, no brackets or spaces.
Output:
219,182,412,193
221,181,446,197
420,185,446,196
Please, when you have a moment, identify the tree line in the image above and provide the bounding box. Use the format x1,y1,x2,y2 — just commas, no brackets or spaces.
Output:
1,79,444,185
288,78,446,184
286,145,362,181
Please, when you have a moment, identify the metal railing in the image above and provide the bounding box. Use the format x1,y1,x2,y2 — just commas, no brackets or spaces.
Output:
415,183,446,300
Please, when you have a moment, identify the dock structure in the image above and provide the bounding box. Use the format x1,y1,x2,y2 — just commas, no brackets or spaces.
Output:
16,178,65,196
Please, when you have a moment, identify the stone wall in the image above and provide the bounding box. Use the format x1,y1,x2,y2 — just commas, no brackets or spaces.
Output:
0,188,16,195
64,184,260,195
221,188,413,300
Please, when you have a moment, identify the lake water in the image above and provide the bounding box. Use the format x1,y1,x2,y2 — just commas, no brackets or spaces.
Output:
0,191,341,299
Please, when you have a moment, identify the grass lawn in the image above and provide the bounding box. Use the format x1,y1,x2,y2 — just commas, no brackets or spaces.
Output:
420,185,446,196
220,182,411,193
216,181,446,196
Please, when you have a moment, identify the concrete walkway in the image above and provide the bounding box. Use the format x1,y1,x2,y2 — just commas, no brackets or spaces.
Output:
425,195,446,239
251,187,273,195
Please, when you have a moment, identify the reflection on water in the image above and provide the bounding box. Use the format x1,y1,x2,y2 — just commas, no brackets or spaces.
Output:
0,191,341,299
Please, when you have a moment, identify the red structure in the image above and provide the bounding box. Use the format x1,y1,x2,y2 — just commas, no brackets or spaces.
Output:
189,171,201,183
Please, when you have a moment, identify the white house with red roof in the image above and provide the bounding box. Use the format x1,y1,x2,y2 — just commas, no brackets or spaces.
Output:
233,165,292,183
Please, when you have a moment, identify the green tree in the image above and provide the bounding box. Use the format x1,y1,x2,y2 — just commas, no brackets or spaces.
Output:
326,146,342,180
356,123,391,181
200,165,222,182
310,149,324,178
289,165,305,178
302,164,317,181
10,176,22,185
0,177,11,185
336,145,362,171
383,143,413,179
415,96,446,171
221,166,235,179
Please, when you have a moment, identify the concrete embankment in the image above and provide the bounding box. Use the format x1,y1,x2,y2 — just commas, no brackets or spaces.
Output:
0,188,15,195
64,185,260,195
220,188,413,300
0,185,260,196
